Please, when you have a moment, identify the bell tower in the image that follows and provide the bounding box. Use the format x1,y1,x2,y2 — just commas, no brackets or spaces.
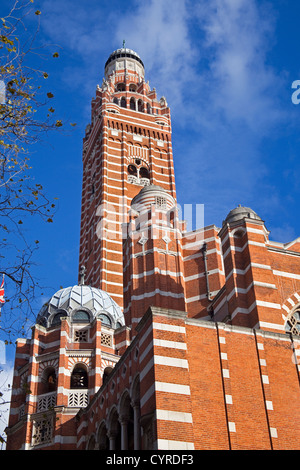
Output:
79,47,177,309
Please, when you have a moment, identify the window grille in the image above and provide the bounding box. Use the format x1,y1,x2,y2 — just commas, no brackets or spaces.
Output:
68,390,89,407
74,329,88,342
101,332,112,347
155,196,167,209
286,309,300,336
19,404,25,419
32,416,53,446
37,392,56,413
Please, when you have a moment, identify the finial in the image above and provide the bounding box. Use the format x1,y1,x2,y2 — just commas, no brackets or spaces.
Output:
123,39,125,48
79,265,86,285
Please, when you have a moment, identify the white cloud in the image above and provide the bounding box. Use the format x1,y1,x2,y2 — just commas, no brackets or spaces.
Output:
114,0,199,112
193,0,285,133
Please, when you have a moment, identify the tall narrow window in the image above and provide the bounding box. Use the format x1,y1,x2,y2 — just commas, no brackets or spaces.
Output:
138,100,144,112
130,97,136,110
71,365,88,389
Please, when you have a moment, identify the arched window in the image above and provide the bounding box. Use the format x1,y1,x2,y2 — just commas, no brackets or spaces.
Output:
139,167,150,179
119,392,135,450
103,366,113,385
42,367,57,394
51,312,66,326
129,84,137,92
99,313,112,327
128,164,137,176
71,365,88,389
87,435,96,450
147,103,151,114
130,97,136,111
116,83,125,92
98,422,109,450
120,97,126,108
72,310,90,322
113,97,119,105
108,408,121,450
138,100,144,112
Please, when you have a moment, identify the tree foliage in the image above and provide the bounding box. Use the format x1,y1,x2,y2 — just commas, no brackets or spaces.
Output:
0,0,65,343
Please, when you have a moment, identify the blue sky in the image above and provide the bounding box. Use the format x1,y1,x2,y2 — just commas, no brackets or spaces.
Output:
1,0,300,437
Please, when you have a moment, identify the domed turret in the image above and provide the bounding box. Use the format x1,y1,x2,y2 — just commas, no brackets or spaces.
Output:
37,284,125,329
131,184,175,213
104,47,145,80
223,205,262,225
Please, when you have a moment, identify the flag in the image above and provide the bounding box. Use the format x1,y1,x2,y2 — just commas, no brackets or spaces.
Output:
0,275,5,305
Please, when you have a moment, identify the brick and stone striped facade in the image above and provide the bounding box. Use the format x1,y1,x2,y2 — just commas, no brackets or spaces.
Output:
5,48,300,450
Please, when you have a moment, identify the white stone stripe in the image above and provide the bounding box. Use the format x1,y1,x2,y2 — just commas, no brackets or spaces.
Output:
156,439,194,450
139,340,154,364
54,435,77,444
156,409,193,423
227,281,277,301
225,263,271,281
186,291,219,303
183,248,221,261
153,322,186,334
223,240,266,259
231,300,282,319
140,381,191,408
140,383,155,408
155,381,191,395
183,236,215,251
153,338,187,350
154,355,188,369
140,339,187,364
273,270,300,280
140,357,154,381
128,289,185,301
258,321,285,331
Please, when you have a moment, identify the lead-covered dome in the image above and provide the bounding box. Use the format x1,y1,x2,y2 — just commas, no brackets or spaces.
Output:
104,47,145,79
223,205,262,225
37,285,125,329
131,184,175,213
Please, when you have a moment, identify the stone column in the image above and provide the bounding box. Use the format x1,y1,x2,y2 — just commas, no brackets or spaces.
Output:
132,401,141,450
108,431,116,450
120,416,128,450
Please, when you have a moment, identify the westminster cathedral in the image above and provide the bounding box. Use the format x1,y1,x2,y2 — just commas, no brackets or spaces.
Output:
5,47,300,450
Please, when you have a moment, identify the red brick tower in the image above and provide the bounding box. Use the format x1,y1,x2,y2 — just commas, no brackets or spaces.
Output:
79,47,176,309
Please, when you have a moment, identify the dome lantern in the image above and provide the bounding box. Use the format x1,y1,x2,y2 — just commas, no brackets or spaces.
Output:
104,46,145,80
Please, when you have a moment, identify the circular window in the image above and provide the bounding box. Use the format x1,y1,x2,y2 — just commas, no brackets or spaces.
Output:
286,308,300,336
